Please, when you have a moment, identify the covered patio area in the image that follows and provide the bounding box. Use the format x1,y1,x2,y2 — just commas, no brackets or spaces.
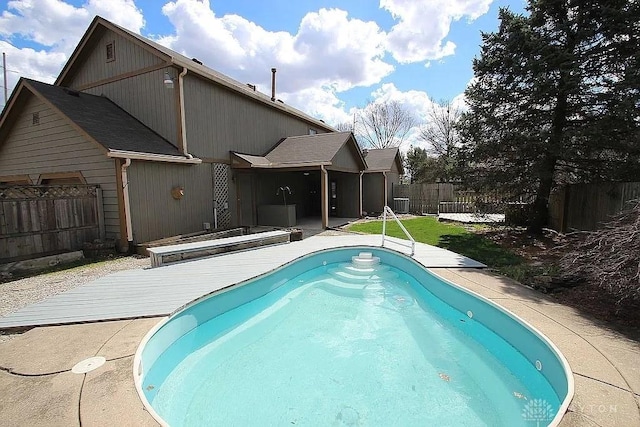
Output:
231,132,367,229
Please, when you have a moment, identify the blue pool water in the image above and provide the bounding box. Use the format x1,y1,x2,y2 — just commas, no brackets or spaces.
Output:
137,248,571,426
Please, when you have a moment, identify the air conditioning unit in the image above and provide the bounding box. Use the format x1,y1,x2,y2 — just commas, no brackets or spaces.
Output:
393,197,409,214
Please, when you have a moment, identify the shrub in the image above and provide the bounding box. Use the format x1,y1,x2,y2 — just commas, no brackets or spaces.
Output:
560,200,640,304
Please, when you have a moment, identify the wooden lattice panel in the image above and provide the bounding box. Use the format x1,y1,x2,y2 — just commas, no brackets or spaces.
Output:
213,163,231,228
0,185,98,200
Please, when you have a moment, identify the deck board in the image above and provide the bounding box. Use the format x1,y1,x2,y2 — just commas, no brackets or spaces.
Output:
0,234,485,329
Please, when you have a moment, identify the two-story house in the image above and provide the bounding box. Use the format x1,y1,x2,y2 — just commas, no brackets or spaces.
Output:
0,16,398,252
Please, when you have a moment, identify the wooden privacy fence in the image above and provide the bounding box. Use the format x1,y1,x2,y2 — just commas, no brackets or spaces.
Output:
393,183,454,214
549,182,640,232
438,190,511,214
0,185,105,262
393,184,510,214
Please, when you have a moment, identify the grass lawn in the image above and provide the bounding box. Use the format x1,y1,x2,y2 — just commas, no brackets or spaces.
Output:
348,216,523,270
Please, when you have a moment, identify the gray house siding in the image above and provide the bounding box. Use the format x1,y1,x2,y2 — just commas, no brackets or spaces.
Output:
331,143,362,172
83,67,179,147
0,95,120,239
68,28,165,89
331,171,360,218
126,160,213,243
183,75,325,160
387,162,401,208
363,173,384,214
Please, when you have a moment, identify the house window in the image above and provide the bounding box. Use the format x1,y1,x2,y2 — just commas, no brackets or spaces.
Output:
309,128,318,135
32,112,40,125
106,41,115,62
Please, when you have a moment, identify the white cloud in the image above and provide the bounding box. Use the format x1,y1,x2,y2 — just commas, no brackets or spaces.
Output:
371,83,436,122
159,1,393,95
381,0,494,63
0,0,144,98
0,0,144,50
282,86,355,127
0,41,65,92
0,0,483,130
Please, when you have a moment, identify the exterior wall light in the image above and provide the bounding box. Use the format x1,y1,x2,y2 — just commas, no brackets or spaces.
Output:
163,71,174,89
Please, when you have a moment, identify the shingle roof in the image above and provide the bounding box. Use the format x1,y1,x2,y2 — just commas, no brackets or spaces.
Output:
25,79,182,156
266,132,352,164
364,147,403,172
232,152,272,166
231,132,367,170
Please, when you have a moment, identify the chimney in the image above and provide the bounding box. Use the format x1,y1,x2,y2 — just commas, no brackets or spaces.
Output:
271,68,276,101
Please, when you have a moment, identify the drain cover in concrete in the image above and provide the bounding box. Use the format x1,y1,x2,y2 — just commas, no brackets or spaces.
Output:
72,356,106,374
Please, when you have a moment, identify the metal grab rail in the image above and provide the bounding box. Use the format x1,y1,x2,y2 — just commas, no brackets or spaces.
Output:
381,205,415,256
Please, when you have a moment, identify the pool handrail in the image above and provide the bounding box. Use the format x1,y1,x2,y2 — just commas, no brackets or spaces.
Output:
381,205,415,256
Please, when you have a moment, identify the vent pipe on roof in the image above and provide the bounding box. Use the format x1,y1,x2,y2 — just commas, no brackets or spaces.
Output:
271,68,276,101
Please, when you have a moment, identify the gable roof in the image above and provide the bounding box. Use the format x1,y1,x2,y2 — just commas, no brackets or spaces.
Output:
56,16,335,133
364,147,404,173
231,132,367,170
0,78,196,162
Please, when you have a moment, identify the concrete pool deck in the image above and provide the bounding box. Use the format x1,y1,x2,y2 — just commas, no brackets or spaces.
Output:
0,243,638,425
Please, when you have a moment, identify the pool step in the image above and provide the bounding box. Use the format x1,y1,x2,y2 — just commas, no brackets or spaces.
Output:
338,263,390,276
328,268,398,283
351,252,380,269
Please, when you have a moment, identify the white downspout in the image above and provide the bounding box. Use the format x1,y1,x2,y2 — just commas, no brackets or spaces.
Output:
177,67,193,158
121,158,133,243
359,171,364,217
382,171,388,208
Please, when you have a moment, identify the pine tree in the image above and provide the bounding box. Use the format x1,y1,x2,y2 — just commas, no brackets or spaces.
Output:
458,0,640,233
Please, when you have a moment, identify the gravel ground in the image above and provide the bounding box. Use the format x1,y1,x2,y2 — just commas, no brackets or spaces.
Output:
0,231,355,344
0,255,149,343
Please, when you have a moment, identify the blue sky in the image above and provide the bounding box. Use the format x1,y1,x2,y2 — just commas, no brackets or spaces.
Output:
0,0,526,145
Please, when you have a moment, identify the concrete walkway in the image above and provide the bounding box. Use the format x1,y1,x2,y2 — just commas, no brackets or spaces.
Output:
0,259,638,425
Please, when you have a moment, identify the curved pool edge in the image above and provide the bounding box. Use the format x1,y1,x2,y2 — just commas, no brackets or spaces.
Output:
134,318,170,427
133,245,575,427
425,268,575,427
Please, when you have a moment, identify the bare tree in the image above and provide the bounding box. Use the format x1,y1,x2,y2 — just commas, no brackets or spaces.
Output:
419,98,462,157
334,121,355,132
357,100,416,149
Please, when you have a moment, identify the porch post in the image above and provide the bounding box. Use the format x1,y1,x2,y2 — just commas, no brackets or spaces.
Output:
383,171,388,208
321,166,328,228
359,171,363,217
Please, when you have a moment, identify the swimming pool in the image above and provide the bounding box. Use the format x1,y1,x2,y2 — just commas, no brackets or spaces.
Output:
134,247,573,426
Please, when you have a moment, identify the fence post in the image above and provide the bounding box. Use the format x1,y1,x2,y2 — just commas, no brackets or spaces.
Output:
96,187,106,240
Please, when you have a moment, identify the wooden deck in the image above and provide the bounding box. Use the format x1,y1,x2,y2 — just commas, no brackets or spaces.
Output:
0,234,485,329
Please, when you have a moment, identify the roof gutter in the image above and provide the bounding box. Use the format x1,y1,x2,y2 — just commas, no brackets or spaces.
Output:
250,161,332,169
107,150,201,164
